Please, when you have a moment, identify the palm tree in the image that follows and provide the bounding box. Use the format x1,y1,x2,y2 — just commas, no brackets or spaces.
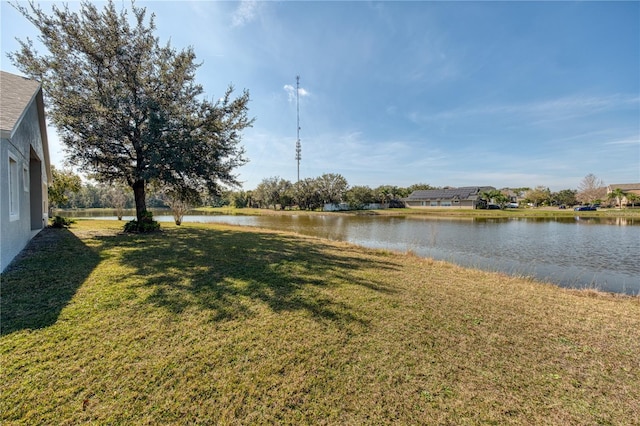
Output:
625,193,639,208
481,189,509,209
607,188,627,209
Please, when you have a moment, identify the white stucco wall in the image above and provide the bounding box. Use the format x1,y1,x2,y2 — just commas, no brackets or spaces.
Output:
1,99,48,272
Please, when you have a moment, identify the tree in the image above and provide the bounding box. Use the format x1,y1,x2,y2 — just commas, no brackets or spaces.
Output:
231,190,252,208
293,178,323,211
345,185,376,210
481,189,509,209
577,174,606,204
102,184,131,219
510,187,530,197
607,188,627,209
253,177,292,210
316,173,348,205
375,185,406,207
10,1,252,230
374,185,398,204
71,182,103,208
525,186,551,207
205,190,232,208
626,193,640,207
551,189,577,207
47,166,82,210
163,192,192,225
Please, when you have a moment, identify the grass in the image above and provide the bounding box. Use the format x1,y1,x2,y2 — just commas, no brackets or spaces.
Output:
1,220,639,424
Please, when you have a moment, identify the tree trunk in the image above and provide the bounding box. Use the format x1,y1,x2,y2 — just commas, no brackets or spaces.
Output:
132,179,147,222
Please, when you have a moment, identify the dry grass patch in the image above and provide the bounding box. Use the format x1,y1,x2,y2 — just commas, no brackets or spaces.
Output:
2,220,638,424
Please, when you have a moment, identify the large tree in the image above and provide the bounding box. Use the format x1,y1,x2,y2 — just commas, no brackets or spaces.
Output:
253,177,293,210
293,178,323,211
551,189,578,207
316,173,348,205
577,174,606,205
9,1,252,228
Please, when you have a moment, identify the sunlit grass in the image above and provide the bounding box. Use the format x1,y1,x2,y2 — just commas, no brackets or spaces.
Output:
2,220,638,424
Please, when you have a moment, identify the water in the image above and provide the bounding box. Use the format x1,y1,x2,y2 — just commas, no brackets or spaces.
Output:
67,211,640,295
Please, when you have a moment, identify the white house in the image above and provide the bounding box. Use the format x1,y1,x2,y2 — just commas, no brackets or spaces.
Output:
1,71,51,272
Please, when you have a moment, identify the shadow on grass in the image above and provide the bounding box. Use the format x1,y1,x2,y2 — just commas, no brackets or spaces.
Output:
1,228,100,336
95,226,399,325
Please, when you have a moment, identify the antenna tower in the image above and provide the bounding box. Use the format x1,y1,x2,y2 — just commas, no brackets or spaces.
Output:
295,75,302,183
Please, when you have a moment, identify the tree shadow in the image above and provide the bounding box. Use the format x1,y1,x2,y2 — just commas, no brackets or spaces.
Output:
1,228,100,335
95,226,400,326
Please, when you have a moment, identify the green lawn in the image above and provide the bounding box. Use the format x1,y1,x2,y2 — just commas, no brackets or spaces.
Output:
2,220,639,424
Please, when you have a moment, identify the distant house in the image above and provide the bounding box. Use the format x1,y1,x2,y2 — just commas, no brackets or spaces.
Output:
1,71,52,272
403,186,495,209
606,183,640,207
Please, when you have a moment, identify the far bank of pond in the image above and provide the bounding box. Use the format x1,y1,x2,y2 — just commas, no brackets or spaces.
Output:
61,209,640,295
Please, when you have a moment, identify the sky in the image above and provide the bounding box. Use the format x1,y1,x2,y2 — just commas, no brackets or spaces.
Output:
2,1,639,192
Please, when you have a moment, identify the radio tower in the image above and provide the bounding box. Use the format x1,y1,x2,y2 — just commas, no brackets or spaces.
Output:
295,75,302,183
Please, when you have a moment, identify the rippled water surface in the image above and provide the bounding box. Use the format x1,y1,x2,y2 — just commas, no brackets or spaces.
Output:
73,212,640,295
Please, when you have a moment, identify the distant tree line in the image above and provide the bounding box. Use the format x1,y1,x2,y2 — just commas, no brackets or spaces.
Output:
50,169,638,214
244,175,435,210
486,174,639,209
48,168,436,212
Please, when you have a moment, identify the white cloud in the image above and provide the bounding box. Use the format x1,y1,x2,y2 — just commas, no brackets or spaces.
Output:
283,84,311,103
231,0,260,28
603,135,640,146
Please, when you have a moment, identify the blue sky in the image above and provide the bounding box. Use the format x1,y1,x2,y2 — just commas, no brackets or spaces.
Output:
2,1,639,191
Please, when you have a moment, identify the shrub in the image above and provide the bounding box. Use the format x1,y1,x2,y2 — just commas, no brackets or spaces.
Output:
123,210,160,233
49,215,75,228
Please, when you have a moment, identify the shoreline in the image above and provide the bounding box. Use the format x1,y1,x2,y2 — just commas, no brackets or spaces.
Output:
54,205,640,220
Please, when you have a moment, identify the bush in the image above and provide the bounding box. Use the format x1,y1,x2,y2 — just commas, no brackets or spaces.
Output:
124,210,160,233
50,215,75,228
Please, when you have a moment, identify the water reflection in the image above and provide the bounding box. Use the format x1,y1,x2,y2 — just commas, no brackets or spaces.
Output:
572,216,637,226
63,211,640,295
468,216,639,226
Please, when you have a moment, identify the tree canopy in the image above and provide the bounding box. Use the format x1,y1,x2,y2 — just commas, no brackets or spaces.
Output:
9,0,252,228
551,189,577,207
47,166,82,209
525,186,551,207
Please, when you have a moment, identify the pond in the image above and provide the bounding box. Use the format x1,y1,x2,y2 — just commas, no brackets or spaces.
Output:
66,211,640,295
